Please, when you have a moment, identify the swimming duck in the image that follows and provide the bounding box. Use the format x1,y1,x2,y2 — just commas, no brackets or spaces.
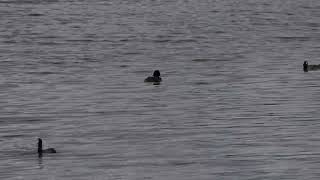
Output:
38,138,56,155
303,61,320,72
144,70,162,83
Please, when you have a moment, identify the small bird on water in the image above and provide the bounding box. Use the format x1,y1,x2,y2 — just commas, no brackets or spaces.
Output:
144,70,162,83
38,138,56,156
303,61,320,72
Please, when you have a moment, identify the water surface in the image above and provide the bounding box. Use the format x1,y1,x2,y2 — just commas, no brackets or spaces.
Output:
0,0,320,179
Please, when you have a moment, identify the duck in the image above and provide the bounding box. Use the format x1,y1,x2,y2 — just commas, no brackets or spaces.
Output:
38,138,56,155
144,70,162,83
303,61,320,72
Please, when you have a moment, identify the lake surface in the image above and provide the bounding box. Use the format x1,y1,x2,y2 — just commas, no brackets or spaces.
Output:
0,0,320,179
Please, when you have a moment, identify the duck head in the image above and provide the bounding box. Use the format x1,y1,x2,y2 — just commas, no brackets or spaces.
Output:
38,138,43,154
303,61,308,72
153,70,160,77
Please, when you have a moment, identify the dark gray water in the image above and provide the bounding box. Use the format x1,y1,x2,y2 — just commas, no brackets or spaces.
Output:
1,0,320,179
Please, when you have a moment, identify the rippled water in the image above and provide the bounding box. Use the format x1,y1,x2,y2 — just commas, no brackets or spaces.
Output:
1,0,320,179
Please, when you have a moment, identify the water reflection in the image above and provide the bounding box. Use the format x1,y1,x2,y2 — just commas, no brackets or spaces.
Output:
37,155,44,169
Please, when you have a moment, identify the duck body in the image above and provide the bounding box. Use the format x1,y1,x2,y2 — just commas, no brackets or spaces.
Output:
38,138,56,155
144,70,162,83
42,148,57,153
144,76,162,83
303,61,320,72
